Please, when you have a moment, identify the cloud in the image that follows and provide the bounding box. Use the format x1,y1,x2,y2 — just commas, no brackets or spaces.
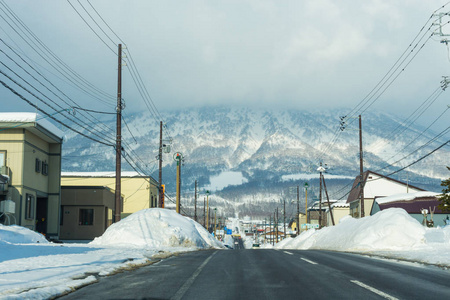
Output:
0,0,448,126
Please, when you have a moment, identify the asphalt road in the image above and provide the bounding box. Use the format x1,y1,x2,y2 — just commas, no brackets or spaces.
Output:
59,249,450,300
232,237,245,249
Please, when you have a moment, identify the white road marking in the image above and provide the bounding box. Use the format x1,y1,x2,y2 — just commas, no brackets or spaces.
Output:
284,251,294,255
171,251,217,300
300,258,318,265
351,280,399,300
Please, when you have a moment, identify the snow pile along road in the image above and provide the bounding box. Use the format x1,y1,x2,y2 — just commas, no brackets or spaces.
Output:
91,208,223,249
0,208,222,299
276,208,450,267
0,224,49,245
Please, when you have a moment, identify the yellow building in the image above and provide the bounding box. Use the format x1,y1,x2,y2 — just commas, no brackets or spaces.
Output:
61,171,159,218
290,213,307,233
326,201,350,226
0,113,63,239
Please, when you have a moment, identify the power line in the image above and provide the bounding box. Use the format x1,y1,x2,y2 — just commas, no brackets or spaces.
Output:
376,125,450,173
316,6,450,166
0,43,116,143
0,1,116,102
0,67,116,145
66,0,116,54
0,78,114,146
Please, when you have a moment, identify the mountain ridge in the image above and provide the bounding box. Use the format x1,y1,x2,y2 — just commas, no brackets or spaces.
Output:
62,106,449,198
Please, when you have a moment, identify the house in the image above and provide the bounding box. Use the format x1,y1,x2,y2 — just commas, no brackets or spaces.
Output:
263,230,285,243
326,200,350,226
347,170,424,218
370,191,450,227
60,186,116,240
308,199,338,228
0,113,63,239
61,172,159,218
289,213,307,233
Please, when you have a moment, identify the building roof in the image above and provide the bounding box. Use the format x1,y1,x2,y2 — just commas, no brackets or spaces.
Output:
309,199,338,210
374,192,444,214
332,200,350,208
375,191,440,205
61,185,114,192
61,171,158,184
347,170,425,204
62,171,146,178
0,112,64,143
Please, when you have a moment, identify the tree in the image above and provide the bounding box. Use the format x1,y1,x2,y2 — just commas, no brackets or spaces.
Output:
438,166,450,212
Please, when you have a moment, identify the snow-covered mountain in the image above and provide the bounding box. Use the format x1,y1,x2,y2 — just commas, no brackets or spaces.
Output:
62,106,448,199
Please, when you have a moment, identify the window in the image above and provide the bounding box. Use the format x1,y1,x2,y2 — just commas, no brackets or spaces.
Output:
0,151,5,167
25,194,35,220
35,158,41,173
79,209,94,225
41,161,48,176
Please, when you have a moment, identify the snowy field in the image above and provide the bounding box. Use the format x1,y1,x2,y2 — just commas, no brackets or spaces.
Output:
0,209,223,299
1,208,449,299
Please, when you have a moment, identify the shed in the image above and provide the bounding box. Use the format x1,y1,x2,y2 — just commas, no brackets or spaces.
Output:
60,186,116,240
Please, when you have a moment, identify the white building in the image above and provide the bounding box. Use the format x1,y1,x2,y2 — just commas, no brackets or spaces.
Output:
347,170,424,218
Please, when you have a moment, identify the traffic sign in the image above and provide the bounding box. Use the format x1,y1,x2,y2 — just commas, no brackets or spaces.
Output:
300,223,319,229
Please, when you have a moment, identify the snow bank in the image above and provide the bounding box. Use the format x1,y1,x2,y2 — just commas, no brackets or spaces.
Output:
278,208,428,251
91,208,223,249
0,224,49,244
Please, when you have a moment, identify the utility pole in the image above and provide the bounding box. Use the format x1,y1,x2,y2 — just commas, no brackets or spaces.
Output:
114,43,122,223
283,198,286,240
270,215,273,246
318,163,324,228
209,207,212,232
297,185,300,235
322,172,335,226
305,182,309,225
214,208,217,237
158,121,163,208
264,218,266,244
276,208,279,243
206,190,210,231
174,152,183,214
359,115,365,218
203,196,206,228
194,180,198,222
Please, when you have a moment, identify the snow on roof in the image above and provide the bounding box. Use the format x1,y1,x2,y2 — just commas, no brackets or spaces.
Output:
61,171,146,178
332,200,350,208
375,191,440,205
0,112,64,139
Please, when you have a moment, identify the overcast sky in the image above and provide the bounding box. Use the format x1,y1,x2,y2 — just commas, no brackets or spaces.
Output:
1,0,449,132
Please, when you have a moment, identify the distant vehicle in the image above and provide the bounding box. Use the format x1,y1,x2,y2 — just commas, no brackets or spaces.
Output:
224,245,233,249
252,243,260,249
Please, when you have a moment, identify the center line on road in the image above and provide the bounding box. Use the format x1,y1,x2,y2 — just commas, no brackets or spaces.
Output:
351,280,399,300
284,251,294,255
171,251,217,300
300,258,318,265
